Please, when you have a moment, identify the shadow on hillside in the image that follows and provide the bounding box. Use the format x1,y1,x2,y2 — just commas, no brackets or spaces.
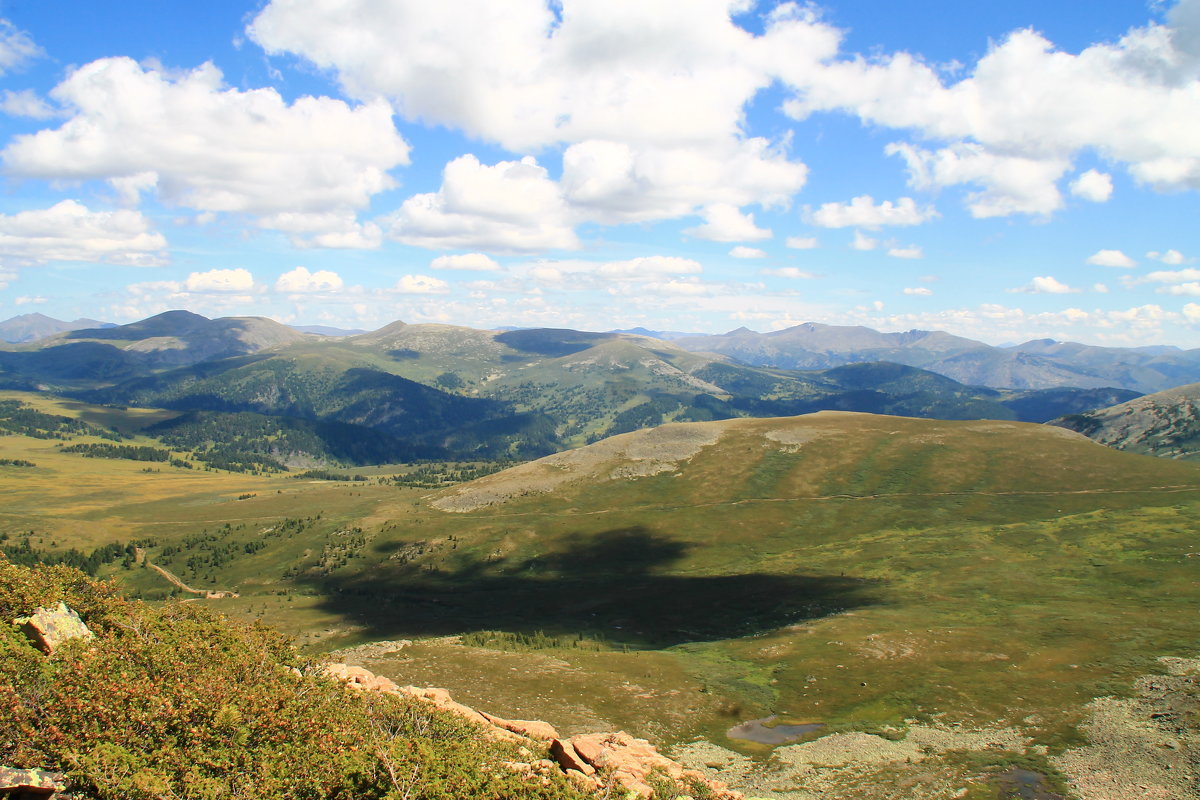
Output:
300,526,881,647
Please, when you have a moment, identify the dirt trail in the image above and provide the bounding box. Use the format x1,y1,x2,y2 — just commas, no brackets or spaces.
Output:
137,549,238,599
430,484,1200,520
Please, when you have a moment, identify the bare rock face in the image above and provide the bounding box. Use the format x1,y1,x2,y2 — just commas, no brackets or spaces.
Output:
15,601,93,655
321,662,744,799
568,731,742,799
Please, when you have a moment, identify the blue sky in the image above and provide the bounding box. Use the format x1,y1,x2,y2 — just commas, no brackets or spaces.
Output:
0,1,1198,346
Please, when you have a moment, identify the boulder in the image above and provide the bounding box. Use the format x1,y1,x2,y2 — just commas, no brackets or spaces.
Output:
15,601,93,655
550,738,595,776
0,765,63,798
481,711,559,740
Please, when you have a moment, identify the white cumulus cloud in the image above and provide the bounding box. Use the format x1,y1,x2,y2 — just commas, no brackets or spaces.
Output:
762,267,816,279
0,200,167,267
1086,249,1137,268
888,246,923,260
275,266,344,293
730,246,767,259
598,256,702,278
684,203,771,242
383,154,578,253
1148,249,1187,265
390,274,450,294
1070,169,1114,202
1013,275,1080,294
807,195,936,229
851,230,878,251
785,236,818,249
430,253,502,271
903,287,933,296
185,268,255,293
1,58,408,244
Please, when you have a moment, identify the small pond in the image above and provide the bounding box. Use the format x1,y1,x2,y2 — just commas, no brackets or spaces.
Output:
726,715,825,745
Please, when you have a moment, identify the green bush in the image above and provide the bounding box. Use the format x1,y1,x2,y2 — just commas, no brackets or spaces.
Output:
0,561,588,799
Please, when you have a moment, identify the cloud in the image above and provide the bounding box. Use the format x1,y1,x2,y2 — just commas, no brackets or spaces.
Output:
1186,303,1200,323
806,195,936,229
729,246,767,259
252,1,809,228
560,137,807,225
390,274,449,294
785,236,818,249
0,89,60,119
762,267,816,279
1086,249,1137,268
251,0,786,152
633,278,712,297
383,154,578,253
258,212,383,250
851,230,878,251
0,19,40,75
887,246,923,259
1142,267,1200,284
275,266,344,293
781,11,1200,204
14,295,46,305
1161,282,1200,296
1147,249,1187,265
0,200,167,267
1012,275,1080,294
1,58,408,244
185,268,255,293
430,253,501,271
903,287,933,296
887,142,1068,218
598,256,702,279
1070,169,1114,202
684,203,772,242
250,1,1200,226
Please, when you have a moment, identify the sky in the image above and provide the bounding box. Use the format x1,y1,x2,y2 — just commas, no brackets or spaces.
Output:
0,1,1198,346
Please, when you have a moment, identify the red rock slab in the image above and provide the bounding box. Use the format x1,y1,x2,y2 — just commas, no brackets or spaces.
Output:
550,738,596,776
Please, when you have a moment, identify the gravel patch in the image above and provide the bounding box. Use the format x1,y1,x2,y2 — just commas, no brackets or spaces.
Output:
432,421,727,512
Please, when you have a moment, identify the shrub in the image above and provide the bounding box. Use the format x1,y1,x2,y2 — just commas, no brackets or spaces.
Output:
0,560,588,799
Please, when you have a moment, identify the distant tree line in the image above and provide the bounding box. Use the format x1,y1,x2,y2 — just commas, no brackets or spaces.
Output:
60,442,171,462
0,399,124,441
0,534,146,575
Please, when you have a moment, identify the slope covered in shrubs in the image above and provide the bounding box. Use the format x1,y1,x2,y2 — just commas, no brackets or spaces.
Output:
0,560,589,799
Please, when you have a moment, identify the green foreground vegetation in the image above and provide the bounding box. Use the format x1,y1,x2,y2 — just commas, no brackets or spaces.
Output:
0,562,588,799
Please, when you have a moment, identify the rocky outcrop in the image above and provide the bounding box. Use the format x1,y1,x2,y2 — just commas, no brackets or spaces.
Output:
0,766,63,799
15,601,93,655
321,662,742,799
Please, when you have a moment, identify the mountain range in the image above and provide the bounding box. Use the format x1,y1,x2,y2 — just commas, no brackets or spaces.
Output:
670,322,1200,393
9,312,1200,393
0,310,1149,465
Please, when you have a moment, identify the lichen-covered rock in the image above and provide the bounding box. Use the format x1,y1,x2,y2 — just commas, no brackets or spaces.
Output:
0,765,63,798
321,662,745,798
481,711,560,741
14,601,93,654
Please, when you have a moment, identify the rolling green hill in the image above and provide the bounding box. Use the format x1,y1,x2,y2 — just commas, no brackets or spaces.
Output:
1051,381,1200,460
